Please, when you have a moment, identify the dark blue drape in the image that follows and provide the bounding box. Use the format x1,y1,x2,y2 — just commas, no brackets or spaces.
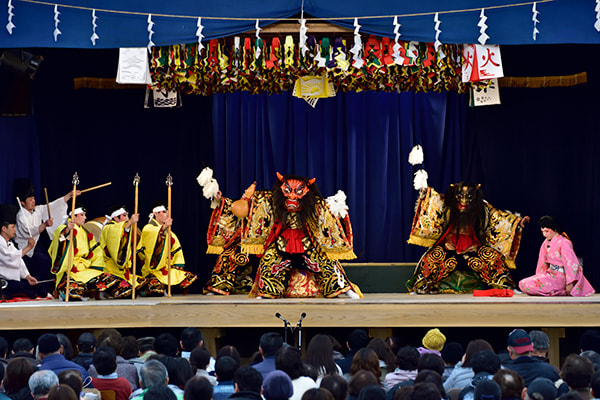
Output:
211,90,465,262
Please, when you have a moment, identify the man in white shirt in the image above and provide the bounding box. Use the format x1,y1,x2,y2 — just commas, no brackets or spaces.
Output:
0,204,47,299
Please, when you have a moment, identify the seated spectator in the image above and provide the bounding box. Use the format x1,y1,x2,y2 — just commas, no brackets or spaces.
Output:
253,333,284,380
156,355,193,391
348,348,382,383
457,350,502,400
394,382,441,400
367,338,396,380
212,356,237,400
414,370,446,400
561,354,594,400
580,330,600,355
0,363,9,400
262,370,293,400
183,376,213,400
473,380,501,400
7,338,37,366
336,329,370,375
275,346,317,400
137,337,157,363
47,385,77,400
57,370,90,400
130,359,183,400
492,369,524,400
387,353,446,400
180,328,204,361
230,366,263,400
121,336,144,374
90,346,132,400
591,370,600,399
72,333,96,371
216,346,240,370
4,357,36,400
28,370,59,400
444,339,493,393
524,377,557,400
358,384,386,400
56,335,74,361
384,346,419,388
300,388,334,400
347,370,378,400
190,348,217,386
37,334,89,381
304,334,342,384
580,351,600,373
319,374,347,400
154,334,179,358
418,329,446,357
88,329,138,391
144,385,177,400
0,337,8,368
441,342,464,381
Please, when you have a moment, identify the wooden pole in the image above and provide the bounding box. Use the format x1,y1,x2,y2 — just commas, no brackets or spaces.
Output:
79,182,111,193
131,173,140,300
44,188,51,219
166,174,173,298
65,172,79,303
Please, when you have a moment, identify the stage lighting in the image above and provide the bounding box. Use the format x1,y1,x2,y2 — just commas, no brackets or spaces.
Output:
0,49,43,79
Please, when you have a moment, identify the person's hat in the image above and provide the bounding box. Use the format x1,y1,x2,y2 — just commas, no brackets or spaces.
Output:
441,341,464,364
78,332,96,346
422,328,446,352
262,370,293,400
474,379,502,400
38,333,60,354
526,377,557,400
528,330,550,351
13,178,35,200
508,329,534,354
0,204,18,225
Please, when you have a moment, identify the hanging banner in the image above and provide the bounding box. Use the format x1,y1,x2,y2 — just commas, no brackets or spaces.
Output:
462,44,503,83
116,48,152,84
469,78,500,106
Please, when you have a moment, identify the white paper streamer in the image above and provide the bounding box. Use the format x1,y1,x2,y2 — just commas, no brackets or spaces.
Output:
147,14,155,52
196,17,205,53
478,8,489,45
532,2,539,41
299,18,308,58
196,167,213,187
6,0,15,34
434,12,442,51
90,9,99,46
350,18,364,69
53,4,61,42
326,190,349,219
254,19,262,59
392,16,403,65
595,0,600,31
413,169,429,190
408,145,424,165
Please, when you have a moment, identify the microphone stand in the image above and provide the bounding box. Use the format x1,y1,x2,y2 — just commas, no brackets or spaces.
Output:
275,312,307,350
296,312,307,351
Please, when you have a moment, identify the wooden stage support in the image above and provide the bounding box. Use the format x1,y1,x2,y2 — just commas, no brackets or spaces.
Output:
1,293,599,364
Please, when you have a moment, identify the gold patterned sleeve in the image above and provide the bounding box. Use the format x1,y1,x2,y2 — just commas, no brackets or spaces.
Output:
484,202,523,268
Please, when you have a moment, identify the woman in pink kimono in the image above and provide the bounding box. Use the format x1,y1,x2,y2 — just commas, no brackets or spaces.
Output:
519,216,595,296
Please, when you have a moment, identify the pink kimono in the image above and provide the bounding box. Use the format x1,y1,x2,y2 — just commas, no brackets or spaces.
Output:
519,234,595,296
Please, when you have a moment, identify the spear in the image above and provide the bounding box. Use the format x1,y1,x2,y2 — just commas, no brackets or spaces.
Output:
65,172,79,303
44,188,51,219
166,174,173,297
131,173,140,300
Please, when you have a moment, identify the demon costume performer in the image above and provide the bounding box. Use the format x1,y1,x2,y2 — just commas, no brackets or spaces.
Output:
406,183,529,294
204,173,362,298
48,205,124,300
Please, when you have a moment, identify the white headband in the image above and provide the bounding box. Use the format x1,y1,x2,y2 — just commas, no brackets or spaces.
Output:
109,207,127,220
152,205,167,213
69,207,85,216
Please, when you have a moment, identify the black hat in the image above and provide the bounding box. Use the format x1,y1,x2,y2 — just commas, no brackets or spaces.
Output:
13,178,35,201
38,333,60,354
78,332,96,346
0,204,18,225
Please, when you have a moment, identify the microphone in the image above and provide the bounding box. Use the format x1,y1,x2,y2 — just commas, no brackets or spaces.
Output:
275,313,291,326
296,312,307,326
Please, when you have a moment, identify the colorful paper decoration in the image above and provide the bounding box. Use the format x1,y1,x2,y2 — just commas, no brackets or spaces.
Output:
462,44,503,83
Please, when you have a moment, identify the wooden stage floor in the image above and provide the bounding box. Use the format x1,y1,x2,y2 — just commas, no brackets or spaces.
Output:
2,293,599,331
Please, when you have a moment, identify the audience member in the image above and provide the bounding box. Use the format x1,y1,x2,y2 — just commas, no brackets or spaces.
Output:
444,339,494,393
183,376,213,400
262,370,293,400
252,333,284,380
384,345,419,388
347,370,378,400
57,370,85,400
28,370,59,400
348,348,382,382
212,356,237,400
418,329,446,357
473,379,501,400
157,355,193,390
55,335,73,361
387,353,446,400
591,370,600,399
275,346,317,400
216,345,240,369
190,348,217,386
319,374,347,400
130,359,183,400
394,382,441,400
229,366,263,400
37,334,88,381
457,350,502,400
137,337,157,362
0,363,9,400
121,336,144,374
4,357,36,400
414,370,446,400
386,336,401,356
441,342,464,381
367,338,396,379
524,377,557,400
144,385,177,400
336,329,370,375
180,328,203,361
492,369,524,400
358,383,386,400
580,331,600,355
561,354,594,400
72,333,96,371
7,338,36,366
301,388,334,400
0,337,8,368
88,329,139,391
90,346,132,400
47,384,77,400
304,334,342,383
154,333,179,358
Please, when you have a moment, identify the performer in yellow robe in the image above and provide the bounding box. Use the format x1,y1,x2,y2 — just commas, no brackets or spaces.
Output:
98,205,141,298
136,202,197,296
48,205,120,300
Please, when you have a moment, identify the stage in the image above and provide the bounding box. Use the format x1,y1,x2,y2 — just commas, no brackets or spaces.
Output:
1,293,598,364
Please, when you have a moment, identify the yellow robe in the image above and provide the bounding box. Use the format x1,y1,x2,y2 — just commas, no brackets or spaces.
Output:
48,223,103,287
100,221,137,281
137,221,187,285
